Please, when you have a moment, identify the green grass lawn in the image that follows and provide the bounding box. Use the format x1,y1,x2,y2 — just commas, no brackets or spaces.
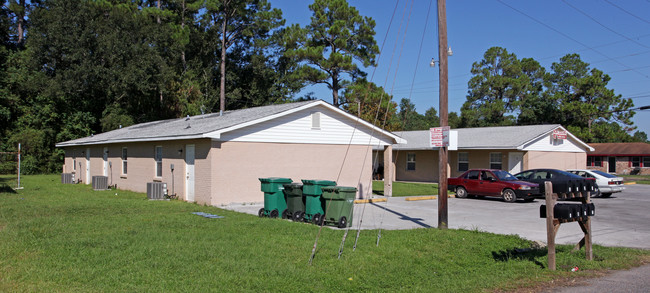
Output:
623,175,650,184
1,175,649,292
372,180,440,197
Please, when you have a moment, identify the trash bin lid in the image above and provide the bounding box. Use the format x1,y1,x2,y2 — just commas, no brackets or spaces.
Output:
259,177,293,183
283,183,303,188
301,179,337,186
321,186,357,192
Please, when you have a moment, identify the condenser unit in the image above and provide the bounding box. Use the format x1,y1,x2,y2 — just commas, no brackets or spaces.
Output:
147,182,168,200
61,173,75,184
92,176,109,190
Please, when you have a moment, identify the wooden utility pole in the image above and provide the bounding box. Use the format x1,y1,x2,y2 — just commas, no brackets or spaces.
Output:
437,0,449,229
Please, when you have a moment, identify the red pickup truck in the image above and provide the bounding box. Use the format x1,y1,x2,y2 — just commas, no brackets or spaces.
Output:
448,169,539,202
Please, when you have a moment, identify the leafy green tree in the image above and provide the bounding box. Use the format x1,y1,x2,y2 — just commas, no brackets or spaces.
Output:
513,57,549,125
284,0,379,107
461,47,523,127
395,98,427,131
546,54,635,142
341,78,398,130
422,107,439,129
632,131,648,142
448,111,461,129
203,0,284,112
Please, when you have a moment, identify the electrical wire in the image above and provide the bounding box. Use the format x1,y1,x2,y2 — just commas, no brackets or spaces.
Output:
496,0,650,80
309,0,402,265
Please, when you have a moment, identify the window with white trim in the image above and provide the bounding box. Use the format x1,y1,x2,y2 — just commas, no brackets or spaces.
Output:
458,152,469,172
489,152,502,170
121,147,128,175
155,146,163,177
73,152,76,171
406,153,416,171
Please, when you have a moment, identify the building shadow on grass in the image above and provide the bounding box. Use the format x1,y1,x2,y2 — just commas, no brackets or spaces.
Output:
492,248,547,269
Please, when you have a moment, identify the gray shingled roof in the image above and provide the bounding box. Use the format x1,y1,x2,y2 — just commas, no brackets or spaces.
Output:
390,124,563,150
56,100,318,147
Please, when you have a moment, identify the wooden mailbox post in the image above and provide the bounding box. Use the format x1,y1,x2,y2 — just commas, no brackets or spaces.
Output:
544,181,593,271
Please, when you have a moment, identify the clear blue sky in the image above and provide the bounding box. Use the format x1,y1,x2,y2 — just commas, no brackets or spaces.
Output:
271,0,650,137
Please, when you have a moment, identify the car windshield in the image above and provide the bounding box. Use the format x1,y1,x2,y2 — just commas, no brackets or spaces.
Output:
493,170,517,181
592,170,618,178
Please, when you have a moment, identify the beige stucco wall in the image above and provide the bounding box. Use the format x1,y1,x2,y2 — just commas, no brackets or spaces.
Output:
63,140,375,206
375,149,587,183
526,151,586,170
210,141,373,205
393,150,439,182
62,139,212,204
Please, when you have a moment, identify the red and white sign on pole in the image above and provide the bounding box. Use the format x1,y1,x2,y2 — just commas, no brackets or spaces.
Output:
430,126,450,147
552,129,567,140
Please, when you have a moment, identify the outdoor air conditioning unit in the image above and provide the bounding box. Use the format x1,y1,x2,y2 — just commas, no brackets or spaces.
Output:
61,173,75,184
147,182,168,200
92,176,109,190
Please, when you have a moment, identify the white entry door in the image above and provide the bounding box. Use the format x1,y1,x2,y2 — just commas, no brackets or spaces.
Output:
185,145,195,202
103,147,108,176
508,152,524,174
85,148,91,184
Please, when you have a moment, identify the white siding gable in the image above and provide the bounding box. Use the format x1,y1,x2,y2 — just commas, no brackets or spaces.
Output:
521,133,586,152
219,105,395,146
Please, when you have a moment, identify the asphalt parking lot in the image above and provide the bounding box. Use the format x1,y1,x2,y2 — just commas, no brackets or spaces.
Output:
224,184,650,249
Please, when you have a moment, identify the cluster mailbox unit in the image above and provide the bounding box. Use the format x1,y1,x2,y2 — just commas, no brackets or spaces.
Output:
540,179,596,271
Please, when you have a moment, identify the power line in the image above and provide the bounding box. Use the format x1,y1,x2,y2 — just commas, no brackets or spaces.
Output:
604,0,650,26
560,0,650,49
495,0,650,80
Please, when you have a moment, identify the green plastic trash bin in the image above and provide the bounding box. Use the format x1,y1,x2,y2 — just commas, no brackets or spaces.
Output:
258,177,292,218
322,186,357,228
282,183,305,221
301,179,337,224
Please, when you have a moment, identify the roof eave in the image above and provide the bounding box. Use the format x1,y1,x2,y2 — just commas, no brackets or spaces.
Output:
55,134,206,147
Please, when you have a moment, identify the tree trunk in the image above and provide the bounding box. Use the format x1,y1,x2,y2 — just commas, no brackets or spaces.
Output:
332,73,339,107
220,13,228,113
180,0,187,70
17,0,26,45
157,0,161,24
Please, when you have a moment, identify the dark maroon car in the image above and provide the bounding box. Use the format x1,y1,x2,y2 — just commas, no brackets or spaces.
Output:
447,169,539,202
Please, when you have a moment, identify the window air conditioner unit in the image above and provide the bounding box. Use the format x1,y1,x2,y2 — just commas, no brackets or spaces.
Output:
92,176,109,190
147,182,168,200
62,173,75,184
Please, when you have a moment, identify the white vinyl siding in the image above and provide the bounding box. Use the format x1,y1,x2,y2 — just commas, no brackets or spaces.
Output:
220,106,394,146
521,131,585,152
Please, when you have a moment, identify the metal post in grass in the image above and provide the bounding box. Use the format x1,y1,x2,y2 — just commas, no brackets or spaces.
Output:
17,143,22,189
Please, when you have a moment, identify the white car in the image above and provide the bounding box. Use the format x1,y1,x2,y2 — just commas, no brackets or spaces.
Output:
567,169,625,197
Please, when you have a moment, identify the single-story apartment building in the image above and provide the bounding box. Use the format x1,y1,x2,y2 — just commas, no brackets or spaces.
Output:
56,100,405,205
587,142,650,175
374,124,593,182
